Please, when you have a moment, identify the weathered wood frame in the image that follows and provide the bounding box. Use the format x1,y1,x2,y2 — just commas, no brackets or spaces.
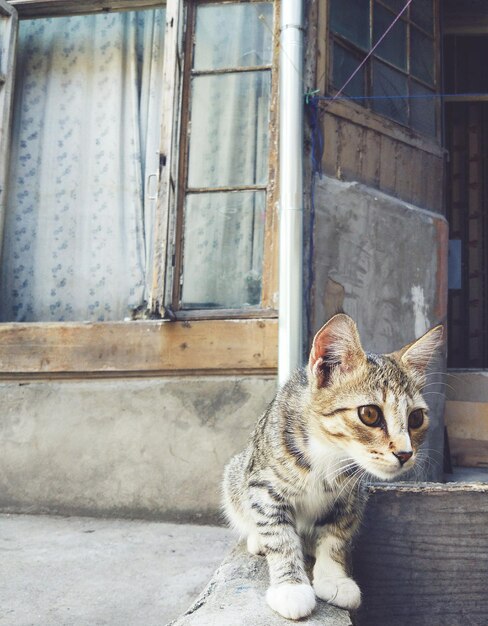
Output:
0,319,278,378
171,0,280,316
0,1,17,254
0,0,280,377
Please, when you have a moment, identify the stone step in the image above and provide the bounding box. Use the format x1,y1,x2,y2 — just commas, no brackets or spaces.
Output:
169,542,352,626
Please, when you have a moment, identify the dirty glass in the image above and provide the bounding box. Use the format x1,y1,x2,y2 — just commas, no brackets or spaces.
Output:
332,42,365,99
181,191,265,309
410,81,436,135
379,0,405,11
330,0,370,50
411,27,434,84
373,4,407,70
187,71,270,188
372,60,408,125
411,0,434,33
193,3,273,70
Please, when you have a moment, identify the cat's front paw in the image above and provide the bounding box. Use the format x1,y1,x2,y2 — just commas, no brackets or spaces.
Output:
266,583,316,620
313,575,361,610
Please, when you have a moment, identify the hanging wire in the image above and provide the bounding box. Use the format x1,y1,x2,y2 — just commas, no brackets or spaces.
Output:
332,0,414,101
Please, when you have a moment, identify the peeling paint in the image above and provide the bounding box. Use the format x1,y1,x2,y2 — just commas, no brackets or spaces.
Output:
411,285,429,337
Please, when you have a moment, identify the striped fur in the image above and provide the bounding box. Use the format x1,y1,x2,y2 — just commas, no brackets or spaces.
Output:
222,315,443,620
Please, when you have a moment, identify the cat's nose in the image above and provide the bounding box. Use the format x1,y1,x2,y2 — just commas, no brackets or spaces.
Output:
393,450,413,466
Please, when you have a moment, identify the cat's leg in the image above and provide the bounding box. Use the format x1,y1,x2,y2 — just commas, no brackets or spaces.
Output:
246,531,265,555
312,526,361,610
249,485,316,620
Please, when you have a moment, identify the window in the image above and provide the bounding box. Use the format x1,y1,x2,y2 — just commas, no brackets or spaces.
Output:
178,2,273,312
329,0,438,136
1,8,166,322
0,0,279,376
1,0,277,322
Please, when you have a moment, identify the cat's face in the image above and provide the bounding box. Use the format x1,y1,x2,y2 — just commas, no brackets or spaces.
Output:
307,315,443,481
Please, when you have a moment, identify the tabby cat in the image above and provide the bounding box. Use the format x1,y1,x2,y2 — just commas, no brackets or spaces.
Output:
223,314,443,620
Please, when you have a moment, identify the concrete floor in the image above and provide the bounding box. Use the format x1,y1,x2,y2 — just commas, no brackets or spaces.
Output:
0,514,235,626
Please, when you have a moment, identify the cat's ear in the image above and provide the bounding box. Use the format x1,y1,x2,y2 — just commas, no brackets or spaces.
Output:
395,325,444,379
309,314,366,387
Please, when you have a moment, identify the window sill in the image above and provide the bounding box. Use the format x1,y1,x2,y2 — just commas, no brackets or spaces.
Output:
0,318,278,379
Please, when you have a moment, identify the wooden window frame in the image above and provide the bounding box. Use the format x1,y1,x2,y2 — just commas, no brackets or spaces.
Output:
325,0,441,142
169,0,279,319
0,0,279,378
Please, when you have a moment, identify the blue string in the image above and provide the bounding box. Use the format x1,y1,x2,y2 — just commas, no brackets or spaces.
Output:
304,96,324,336
306,95,324,180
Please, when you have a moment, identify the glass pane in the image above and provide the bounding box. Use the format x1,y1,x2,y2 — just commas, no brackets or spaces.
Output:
380,0,405,11
194,3,273,70
411,27,434,84
181,191,265,309
372,60,408,125
410,81,436,136
332,42,366,99
330,0,370,50
373,4,407,70
188,71,270,188
411,0,434,33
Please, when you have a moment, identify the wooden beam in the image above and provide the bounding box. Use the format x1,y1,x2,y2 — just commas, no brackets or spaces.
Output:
8,0,163,18
324,100,445,157
354,482,488,625
445,400,488,467
0,319,278,377
445,95,488,103
444,14,488,35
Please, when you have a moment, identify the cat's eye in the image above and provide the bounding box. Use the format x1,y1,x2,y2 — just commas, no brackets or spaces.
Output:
358,405,383,427
408,409,424,429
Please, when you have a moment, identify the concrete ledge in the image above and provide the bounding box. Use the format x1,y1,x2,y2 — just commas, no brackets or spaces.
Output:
169,542,352,626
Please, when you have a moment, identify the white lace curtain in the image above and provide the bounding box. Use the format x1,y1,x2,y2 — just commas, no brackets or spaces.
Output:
0,10,165,322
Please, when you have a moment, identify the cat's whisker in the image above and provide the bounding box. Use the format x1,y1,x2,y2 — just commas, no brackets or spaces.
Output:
321,458,358,483
418,447,444,458
422,381,455,393
421,391,446,398
326,460,359,481
333,467,365,502
424,371,463,382
327,462,357,484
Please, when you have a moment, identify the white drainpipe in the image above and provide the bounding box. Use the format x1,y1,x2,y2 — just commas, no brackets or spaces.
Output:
278,0,304,386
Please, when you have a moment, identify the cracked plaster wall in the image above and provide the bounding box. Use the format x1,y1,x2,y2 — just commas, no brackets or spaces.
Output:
311,176,448,480
0,376,276,521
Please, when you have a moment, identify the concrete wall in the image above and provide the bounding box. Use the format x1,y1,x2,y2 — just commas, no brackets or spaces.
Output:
0,376,276,522
311,176,448,480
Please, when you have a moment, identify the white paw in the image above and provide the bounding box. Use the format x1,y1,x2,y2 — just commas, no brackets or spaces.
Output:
247,533,265,555
313,575,361,610
266,583,316,620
